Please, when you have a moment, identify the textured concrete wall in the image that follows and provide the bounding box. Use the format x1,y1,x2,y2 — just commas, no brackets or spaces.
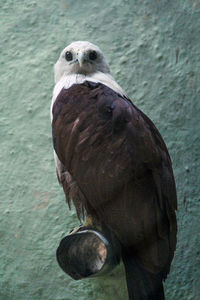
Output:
1,1,200,299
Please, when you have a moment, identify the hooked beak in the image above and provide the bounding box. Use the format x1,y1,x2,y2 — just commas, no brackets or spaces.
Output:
77,52,86,68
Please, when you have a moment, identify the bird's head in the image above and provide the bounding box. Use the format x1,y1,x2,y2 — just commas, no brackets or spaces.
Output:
54,41,111,83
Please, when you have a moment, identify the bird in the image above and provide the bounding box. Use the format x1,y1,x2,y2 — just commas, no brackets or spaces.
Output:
51,41,177,300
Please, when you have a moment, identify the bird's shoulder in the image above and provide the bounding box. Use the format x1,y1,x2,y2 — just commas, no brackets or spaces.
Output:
52,80,170,165
52,80,147,135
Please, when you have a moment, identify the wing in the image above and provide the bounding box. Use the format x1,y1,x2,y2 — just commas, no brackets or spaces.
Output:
52,81,177,277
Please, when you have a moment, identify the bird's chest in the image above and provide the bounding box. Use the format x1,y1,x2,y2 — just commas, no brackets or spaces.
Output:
54,98,129,186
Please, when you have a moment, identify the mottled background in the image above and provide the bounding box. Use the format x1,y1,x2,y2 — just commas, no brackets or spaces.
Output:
0,1,200,299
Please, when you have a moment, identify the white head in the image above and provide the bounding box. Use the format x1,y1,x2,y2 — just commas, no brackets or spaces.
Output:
54,41,111,83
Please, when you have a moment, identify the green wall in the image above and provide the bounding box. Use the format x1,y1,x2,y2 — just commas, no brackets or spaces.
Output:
1,1,200,299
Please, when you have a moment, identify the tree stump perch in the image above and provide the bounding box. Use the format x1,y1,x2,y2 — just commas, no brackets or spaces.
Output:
56,227,120,280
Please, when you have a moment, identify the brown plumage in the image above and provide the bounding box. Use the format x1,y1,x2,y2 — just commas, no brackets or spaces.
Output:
52,80,177,300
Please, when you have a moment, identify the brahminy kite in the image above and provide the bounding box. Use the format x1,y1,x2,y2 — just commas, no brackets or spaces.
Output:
51,41,177,300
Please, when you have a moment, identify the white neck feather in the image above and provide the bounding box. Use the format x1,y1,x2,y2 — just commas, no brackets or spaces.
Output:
50,72,126,122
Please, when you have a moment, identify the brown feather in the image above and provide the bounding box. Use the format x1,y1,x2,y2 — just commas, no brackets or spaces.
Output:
52,81,177,278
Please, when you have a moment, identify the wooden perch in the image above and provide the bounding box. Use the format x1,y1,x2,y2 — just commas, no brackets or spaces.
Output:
56,228,120,280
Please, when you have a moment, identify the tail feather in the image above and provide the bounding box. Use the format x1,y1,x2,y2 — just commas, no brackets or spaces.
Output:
122,252,165,300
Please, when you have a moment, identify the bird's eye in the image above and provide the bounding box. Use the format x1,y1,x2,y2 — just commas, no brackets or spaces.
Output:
65,51,73,61
89,51,97,60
